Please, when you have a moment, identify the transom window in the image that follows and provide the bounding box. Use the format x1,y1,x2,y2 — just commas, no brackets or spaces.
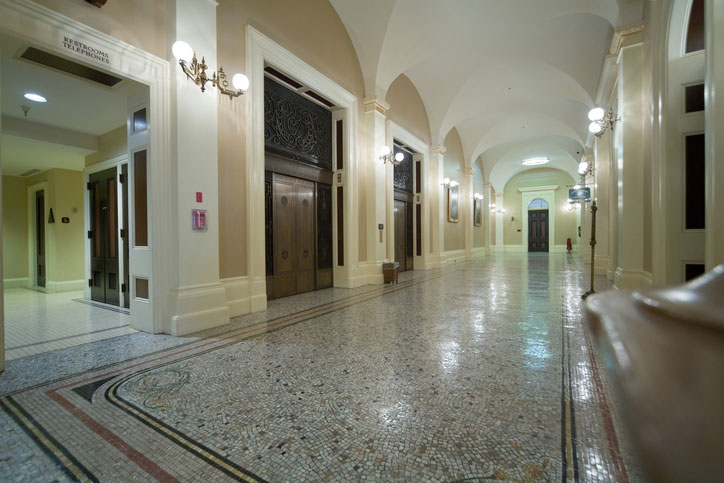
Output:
528,198,548,210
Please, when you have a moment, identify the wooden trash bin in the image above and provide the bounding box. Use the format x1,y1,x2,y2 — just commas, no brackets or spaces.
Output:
382,262,399,284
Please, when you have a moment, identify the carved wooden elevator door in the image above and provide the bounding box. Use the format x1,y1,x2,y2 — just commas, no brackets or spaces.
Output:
268,173,316,299
528,209,549,252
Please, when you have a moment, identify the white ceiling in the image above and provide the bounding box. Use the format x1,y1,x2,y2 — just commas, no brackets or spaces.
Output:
331,0,635,190
0,32,144,176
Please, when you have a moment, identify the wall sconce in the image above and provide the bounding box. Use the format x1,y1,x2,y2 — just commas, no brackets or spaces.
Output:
587,107,619,137
441,178,459,188
578,154,594,176
490,203,505,214
474,193,483,200
172,41,249,99
379,146,404,166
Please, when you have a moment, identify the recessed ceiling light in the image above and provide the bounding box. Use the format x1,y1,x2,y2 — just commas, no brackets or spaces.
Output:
521,157,549,166
24,93,47,103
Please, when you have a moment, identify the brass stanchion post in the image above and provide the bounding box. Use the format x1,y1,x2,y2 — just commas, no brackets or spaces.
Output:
583,200,597,299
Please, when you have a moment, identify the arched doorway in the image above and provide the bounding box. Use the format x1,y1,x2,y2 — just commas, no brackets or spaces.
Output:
527,198,549,252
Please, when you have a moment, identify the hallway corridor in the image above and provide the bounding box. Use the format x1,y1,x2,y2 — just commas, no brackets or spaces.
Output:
0,254,642,482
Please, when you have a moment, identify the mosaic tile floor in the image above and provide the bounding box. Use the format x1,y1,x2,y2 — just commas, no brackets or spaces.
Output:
0,254,644,482
3,288,135,360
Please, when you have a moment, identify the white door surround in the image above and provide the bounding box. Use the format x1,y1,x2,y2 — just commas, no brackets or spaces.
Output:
0,0,171,335
245,26,360,313
520,185,558,252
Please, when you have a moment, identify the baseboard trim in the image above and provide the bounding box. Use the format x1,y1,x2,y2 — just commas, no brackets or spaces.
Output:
441,249,466,266
613,267,649,290
220,276,251,318
3,277,29,288
472,247,487,258
45,279,85,292
167,282,230,336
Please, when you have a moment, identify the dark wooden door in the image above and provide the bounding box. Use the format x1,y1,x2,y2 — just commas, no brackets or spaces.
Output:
528,209,549,252
121,164,130,308
270,174,316,299
35,190,46,287
89,167,120,305
394,200,407,271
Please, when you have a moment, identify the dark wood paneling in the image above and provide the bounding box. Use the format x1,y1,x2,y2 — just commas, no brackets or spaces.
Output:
122,164,129,308
265,153,333,184
394,200,407,272
528,210,549,252
35,190,45,288
336,120,343,170
317,184,333,271
685,134,706,229
406,201,413,270
415,160,421,194
21,46,122,87
337,186,344,266
133,150,148,247
89,167,119,305
264,66,303,89
264,78,332,170
273,178,295,299
416,204,422,257
295,184,316,294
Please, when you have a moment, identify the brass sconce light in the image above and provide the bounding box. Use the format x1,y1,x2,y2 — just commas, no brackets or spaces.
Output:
379,146,404,166
172,41,249,99
587,107,619,137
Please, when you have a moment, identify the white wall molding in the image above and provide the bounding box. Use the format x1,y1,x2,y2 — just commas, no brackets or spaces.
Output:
613,267,649,290
46,279,86,293
441,249,466,266
168,282,229,336
3,278,29,288
220,276,250,318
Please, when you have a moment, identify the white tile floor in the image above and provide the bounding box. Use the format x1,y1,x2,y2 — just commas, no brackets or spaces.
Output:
3,288,136,360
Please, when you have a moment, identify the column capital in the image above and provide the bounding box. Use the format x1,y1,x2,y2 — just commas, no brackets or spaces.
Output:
430,145,447,155
364,97,390,115
461,168,473,176
610,23,644,56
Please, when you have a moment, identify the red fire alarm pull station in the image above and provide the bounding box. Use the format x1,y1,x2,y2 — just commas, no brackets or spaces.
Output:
192,209,207,230
196,192,203,203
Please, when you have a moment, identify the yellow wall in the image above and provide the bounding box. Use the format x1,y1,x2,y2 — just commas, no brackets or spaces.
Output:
216,0,366,278
443,128,465,251
33,0,166,58
386,74,432,146
2,176,29,281
502,168,578,247
86,125,126,167
25,169,85,285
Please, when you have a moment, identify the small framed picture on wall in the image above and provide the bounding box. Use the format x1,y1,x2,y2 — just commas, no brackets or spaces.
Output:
474,198,482,226
448,185,459,222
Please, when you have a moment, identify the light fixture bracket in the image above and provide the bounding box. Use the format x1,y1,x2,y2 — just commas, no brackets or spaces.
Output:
178,52,245,99
589,107,619,137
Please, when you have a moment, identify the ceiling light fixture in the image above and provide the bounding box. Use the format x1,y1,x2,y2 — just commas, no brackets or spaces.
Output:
24,93,47,103
172,40,249,99
379,146,404,166
587,107,619,137
521,157,549,166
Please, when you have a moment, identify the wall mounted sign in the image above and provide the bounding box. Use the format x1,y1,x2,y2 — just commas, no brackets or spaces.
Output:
569,187,591,201
62,36,110,64
192,209,207,231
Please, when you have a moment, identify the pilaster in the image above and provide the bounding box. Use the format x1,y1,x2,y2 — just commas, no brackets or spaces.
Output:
364,97,390,279
593,143,611,275
429,145,446,267
494,193,504,248
705,0,724,269
614,42,647,290
462,167,474,259
166,0,229,334
484,183,492,255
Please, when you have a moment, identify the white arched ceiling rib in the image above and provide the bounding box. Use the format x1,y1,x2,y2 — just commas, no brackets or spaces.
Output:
328,0,397,97
487,142,580,192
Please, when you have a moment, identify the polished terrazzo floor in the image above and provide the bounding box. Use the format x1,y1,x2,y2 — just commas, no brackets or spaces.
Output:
0,253,643,482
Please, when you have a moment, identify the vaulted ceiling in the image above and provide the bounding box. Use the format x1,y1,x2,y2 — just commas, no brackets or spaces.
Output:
330,0,636,190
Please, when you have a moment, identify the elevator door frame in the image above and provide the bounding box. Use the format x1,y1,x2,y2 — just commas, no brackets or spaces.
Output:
264,153,334,300
393,191,414,272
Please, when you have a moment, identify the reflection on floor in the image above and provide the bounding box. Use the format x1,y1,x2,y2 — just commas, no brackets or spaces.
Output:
3,288,135,360
0,254,643,481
